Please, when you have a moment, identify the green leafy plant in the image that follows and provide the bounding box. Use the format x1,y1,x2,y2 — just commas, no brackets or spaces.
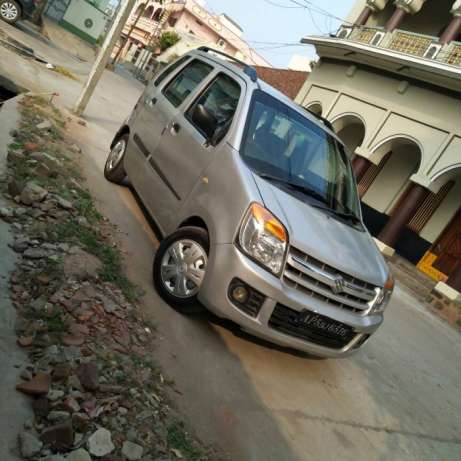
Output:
159,31,181,51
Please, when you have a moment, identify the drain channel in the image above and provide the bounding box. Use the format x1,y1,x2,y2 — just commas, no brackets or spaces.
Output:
0,75,20,108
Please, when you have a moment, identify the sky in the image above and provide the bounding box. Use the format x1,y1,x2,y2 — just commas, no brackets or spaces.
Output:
202,0,356,68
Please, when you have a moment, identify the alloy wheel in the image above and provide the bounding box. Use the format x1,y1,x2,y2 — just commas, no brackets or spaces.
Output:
160,239,208,299
106,139,126,171
0,2,18,21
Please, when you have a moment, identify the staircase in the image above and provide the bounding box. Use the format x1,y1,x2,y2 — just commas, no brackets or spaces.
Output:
389,255,437,303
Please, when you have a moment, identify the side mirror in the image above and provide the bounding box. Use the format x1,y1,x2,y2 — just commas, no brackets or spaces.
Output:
192,104,218,141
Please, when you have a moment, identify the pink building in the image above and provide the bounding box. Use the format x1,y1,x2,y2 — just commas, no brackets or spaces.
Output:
115,0,271,69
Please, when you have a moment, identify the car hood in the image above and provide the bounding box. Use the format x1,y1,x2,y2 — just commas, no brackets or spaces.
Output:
252,175,389,287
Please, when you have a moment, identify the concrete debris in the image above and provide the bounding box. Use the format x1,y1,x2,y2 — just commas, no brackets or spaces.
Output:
16,373,51,396
40,421,74,451
76,363,99,391
18,431,43,458
20,182,48,205
87,427,115,457
66,448,92,461
63,249,102,280
36,120,53,130
122,441,144,460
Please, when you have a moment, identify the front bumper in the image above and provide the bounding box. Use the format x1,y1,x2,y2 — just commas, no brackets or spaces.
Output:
198,244,384,358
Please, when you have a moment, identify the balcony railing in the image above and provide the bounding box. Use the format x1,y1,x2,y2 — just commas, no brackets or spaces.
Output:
442,42,461,66
124,16,162,34
337,26,461,68
387,31,433,57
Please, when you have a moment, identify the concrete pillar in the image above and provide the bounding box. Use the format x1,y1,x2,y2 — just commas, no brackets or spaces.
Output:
378,182,429,248
448,264,461,292
385,7,407,32
352,155,372,182
355,6,373,26
440,15,461,44
74,0,137,116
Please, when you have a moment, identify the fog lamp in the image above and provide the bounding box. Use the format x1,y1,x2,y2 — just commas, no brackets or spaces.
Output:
231,285,249,304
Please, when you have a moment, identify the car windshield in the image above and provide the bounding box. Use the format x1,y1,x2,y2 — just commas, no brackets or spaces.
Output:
241,91,361,220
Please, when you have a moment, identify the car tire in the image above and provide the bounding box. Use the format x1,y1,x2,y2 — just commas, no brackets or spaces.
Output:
104,134,128,184
153,227,209,314
0,0,21,24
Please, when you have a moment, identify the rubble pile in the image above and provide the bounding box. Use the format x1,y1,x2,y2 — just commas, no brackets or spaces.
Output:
0,96,217,461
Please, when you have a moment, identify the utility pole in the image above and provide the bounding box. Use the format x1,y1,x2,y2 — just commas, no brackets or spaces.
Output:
74,0,137,117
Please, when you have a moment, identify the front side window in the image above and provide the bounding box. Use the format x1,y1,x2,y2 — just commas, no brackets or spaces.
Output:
163,60,213,108
153,55,190,87
186,73,241,140
241,91,361,224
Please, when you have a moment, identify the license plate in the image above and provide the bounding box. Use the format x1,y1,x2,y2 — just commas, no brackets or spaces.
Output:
295,310,353,339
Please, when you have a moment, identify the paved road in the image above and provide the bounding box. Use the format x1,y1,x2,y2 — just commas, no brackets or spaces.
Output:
1,21,460,461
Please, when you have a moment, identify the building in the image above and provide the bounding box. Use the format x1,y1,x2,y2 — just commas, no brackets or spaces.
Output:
45,0,112,44
296,0,461,296
114,0,271,72
254,66,309,100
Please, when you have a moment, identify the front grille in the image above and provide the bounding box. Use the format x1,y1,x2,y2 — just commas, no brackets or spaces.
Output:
269,304,356,350
284,247,378,314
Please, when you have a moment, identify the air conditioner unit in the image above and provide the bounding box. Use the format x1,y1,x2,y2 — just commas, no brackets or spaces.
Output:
371,31,386,46
424,44,442,60
337,27,352,39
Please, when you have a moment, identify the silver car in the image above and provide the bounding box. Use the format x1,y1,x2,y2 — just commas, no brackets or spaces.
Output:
105,47,394,358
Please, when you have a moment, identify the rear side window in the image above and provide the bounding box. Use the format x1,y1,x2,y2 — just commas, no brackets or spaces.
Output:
186,73,241,140
153,55,190,87
163,60,213,108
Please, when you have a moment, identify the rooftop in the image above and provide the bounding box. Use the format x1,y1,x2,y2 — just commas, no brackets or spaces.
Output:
253,66,309,100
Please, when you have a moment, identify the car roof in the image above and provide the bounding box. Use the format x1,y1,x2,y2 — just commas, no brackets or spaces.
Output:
187,49,343,144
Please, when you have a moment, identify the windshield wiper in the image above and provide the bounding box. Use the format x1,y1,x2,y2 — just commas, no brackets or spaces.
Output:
331,209,361,224
257,173,331,208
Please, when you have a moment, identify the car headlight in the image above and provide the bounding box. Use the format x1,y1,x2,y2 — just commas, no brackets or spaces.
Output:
373,273,394,313
238,203,288,276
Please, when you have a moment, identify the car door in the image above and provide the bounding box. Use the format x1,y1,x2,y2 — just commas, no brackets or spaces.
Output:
129,56,191,192
149,69,244,233
139,58,215,229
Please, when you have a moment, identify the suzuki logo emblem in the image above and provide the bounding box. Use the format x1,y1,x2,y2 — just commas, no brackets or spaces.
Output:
333,276,345,295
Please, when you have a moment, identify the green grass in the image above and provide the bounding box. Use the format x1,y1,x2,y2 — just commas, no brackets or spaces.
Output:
45,309,68,333
8,141,24,150
52,219,139,302
167,424,204,461
74,191,103,222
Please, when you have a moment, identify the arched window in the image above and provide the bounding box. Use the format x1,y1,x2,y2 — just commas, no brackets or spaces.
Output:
153,8,164,21
135,3,146,16
332,114,366,156
144,5,154,18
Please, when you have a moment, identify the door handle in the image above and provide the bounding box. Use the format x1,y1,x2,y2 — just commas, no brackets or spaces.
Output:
146,97,157,107
170,122,181,135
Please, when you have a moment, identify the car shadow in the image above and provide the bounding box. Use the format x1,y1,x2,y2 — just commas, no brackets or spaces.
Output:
195,309,327,361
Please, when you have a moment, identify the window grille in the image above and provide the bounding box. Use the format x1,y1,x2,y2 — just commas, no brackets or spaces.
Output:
407,181,454,233
357,153,391,198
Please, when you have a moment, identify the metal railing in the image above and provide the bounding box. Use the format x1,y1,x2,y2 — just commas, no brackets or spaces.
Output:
336,25,461,68
441,41,461,66
387,31,434,57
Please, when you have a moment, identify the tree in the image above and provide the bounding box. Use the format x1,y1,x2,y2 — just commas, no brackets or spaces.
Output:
159,31,180,51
